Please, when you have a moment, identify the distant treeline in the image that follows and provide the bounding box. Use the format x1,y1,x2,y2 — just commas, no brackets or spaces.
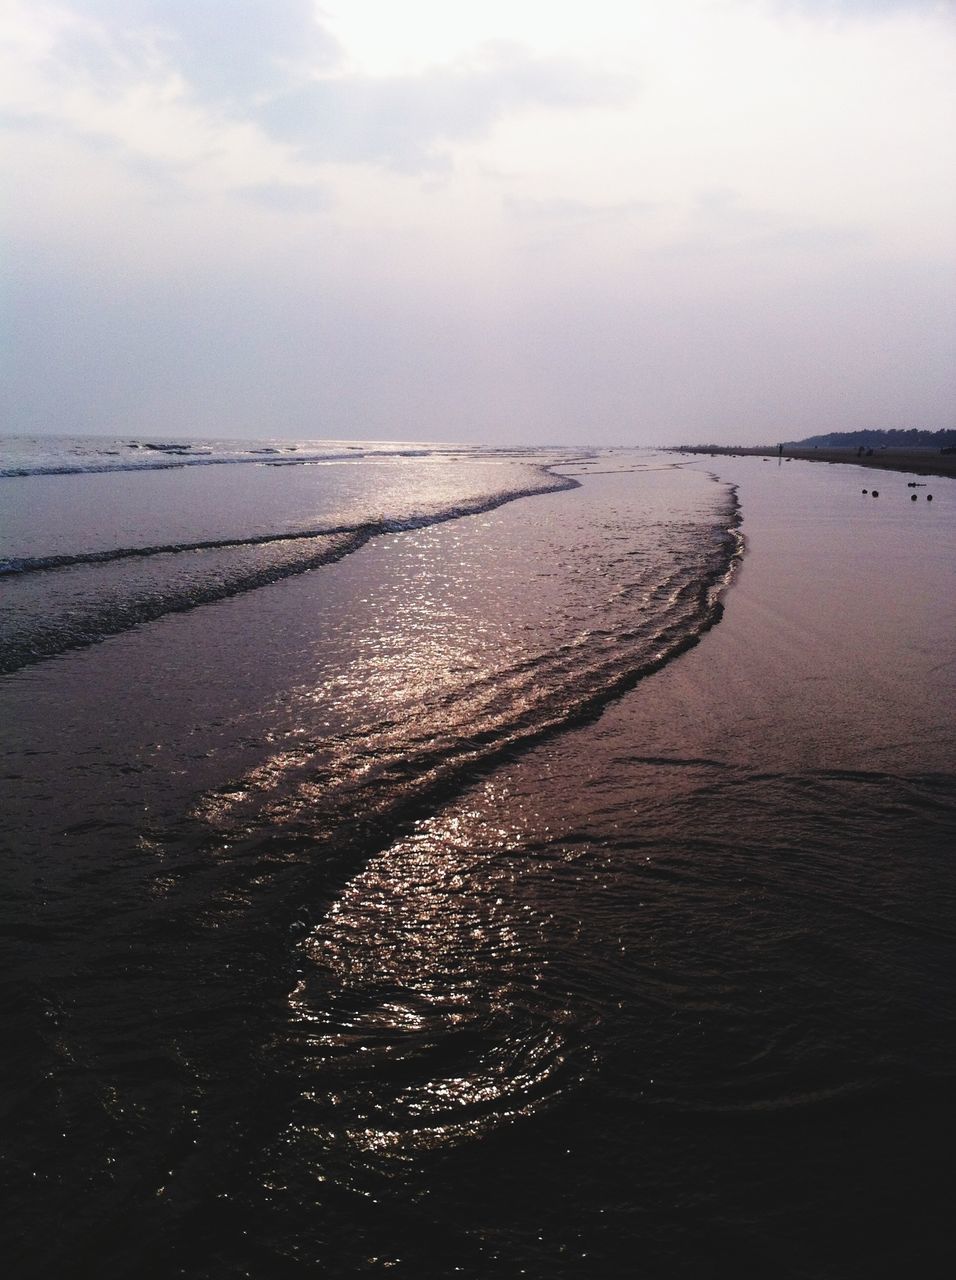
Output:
783,428,956,450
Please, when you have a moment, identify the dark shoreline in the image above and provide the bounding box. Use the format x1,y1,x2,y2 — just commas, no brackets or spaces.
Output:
668,445,956,479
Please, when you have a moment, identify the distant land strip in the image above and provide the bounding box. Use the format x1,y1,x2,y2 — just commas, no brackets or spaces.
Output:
669,430,956,479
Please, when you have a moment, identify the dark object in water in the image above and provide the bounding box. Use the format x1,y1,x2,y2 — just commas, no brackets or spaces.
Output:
927,494,933,501
912,494,918,501
872,490,879,497
862,489,868,494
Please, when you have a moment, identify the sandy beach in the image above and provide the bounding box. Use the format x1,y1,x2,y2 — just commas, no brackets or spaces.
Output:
671,445,956,479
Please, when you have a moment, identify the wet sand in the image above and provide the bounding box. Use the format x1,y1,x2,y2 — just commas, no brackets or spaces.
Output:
671,445,956,478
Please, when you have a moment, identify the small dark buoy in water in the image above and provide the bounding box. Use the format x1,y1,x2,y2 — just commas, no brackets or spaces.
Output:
872,490,879,497
862,488,868,494
911,493,918,500
927,494,933,501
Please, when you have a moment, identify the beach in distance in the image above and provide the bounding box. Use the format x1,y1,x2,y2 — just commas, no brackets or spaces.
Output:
1,436,955,1279
671,443,956,478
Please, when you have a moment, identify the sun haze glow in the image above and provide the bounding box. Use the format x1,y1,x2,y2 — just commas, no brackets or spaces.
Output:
1,0,954,444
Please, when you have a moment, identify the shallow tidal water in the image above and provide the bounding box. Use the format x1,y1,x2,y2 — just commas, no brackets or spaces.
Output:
1,442,954,1278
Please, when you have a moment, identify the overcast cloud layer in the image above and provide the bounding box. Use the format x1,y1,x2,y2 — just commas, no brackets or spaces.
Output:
2,0,954,444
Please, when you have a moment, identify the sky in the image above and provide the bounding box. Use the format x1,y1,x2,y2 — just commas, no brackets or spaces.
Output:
1,0,954,445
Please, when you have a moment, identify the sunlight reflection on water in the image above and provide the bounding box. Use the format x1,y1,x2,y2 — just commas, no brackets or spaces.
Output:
285,796,580,1158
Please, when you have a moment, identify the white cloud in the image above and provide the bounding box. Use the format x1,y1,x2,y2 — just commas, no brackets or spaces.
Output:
2,3,632,176
257,43,633,172
62,0,342,99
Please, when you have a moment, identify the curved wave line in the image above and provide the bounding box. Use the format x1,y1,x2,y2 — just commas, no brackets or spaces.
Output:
0,471,578,578
0,471,580,674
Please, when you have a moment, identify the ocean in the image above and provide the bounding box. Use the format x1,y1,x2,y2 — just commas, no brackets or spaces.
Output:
1,435,954,1278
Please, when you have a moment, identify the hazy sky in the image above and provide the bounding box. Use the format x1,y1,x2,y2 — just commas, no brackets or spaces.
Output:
2,0,954,444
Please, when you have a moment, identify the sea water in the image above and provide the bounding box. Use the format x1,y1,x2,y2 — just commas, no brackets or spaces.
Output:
1,438,954,1278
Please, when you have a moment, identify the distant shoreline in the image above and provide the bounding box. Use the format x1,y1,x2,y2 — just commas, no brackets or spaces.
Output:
668,445,956,479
